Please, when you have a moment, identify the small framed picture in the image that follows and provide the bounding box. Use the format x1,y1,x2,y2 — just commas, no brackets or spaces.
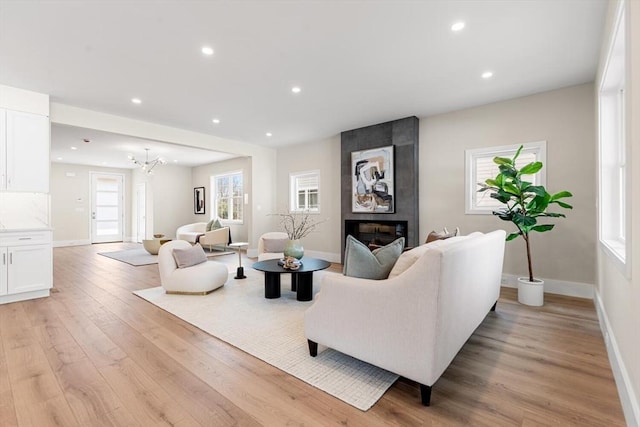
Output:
194,187,205,214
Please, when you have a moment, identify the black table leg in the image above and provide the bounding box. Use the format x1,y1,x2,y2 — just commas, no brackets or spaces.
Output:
264,272,281,299
291,273,298,292
295,272,314,301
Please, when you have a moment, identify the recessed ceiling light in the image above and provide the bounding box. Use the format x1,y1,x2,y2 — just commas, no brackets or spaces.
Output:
102,162,107,165
291,86,301,94
451,21,465,32
70,146,77,150
266,132,273,137
56,157,63,161
173,159,179,163
201,46,214,56
131,98,142,104
482,71,494,79
212,118,220,124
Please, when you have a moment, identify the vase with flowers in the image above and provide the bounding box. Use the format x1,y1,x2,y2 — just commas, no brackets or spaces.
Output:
272,210,327,260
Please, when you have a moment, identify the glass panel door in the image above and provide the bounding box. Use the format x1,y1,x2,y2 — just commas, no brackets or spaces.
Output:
91,173,124,243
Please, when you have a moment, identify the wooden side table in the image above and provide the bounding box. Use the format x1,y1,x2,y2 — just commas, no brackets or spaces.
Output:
228,242,248,279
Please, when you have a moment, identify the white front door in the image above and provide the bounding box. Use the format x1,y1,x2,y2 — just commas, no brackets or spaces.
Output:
90,172,124,243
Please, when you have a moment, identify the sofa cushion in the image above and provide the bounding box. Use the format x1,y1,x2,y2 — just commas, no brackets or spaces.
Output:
388,235,473,279
263,237,287,253
172,243,207,268
425,227,459,243
343,235,404,280
206,218,223,232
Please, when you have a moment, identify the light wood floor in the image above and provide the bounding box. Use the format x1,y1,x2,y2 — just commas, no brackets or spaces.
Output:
0,242,626,426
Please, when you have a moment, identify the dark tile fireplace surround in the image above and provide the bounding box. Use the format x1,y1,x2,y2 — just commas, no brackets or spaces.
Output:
341,116,419,260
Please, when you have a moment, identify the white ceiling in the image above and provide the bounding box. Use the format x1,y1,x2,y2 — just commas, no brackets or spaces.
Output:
0,0,607,165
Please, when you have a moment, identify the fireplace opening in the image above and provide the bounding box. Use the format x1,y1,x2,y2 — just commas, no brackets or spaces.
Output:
345,219,408,248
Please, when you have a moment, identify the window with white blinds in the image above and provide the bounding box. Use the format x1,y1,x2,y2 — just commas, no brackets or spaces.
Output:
290,171,320,212
465,142,546,214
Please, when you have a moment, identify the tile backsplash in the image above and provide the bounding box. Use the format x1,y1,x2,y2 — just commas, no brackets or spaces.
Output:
0,192,50,230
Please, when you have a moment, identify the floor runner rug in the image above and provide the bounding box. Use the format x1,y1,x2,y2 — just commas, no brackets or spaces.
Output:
133,271,398,410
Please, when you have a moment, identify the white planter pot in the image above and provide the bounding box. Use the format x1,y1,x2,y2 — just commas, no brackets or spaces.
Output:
517,277,544,306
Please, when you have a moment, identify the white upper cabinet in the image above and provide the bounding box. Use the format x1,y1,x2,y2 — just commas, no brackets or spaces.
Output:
0,108,50,192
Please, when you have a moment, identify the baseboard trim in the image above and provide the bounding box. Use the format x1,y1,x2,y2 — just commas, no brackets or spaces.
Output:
53,239,91,248
501,273,594,299
594,290,640,427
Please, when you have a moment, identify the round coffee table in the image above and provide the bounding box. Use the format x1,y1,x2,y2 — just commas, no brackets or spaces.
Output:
252,257,331,301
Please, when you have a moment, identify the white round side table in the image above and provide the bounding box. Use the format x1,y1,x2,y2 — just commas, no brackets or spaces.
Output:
228,242,248,279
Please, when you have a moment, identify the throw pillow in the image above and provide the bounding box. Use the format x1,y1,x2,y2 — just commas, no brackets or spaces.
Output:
212,218,223,229
263,238,287,253
206,219,215,232
343,235,405,280
172,243,207,268
425,227,459,243
388,235,467,279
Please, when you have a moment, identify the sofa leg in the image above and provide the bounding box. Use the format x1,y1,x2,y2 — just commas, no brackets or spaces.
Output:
308,340,318,357
420,384,432,406
491,301,497,312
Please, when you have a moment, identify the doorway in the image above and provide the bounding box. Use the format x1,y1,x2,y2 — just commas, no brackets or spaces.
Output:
90,172,124,243
136,183,146,243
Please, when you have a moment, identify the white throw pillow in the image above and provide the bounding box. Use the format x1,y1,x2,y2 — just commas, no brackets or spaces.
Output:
172,243,207,268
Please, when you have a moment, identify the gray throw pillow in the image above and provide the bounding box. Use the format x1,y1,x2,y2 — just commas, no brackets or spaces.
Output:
343,235,405,280
172,243,207,268
206,219,215,232
263,238,287,253
212,218,223,229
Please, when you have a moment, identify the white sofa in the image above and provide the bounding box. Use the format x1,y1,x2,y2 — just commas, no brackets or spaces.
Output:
304,230,506,406
176,222,230,250
158,240,228,294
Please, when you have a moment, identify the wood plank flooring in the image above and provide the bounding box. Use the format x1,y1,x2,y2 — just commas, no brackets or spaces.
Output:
0,242,626,426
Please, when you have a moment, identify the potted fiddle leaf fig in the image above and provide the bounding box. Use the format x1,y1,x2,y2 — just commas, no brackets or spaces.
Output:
477,145,573,306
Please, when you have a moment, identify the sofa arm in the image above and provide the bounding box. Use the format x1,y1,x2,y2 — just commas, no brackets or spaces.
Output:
200,227,230,247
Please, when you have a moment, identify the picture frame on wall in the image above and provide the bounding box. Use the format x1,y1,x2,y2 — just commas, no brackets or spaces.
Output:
351,145,395,213
194,187,205,214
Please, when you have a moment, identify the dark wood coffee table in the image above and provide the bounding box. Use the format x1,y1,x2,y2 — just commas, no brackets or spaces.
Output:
252,257,331,301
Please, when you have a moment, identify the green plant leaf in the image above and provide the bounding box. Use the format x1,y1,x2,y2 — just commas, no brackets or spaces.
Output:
550,190,573,200
525,185,547,197
506,232,520,241
519,161,543,175
513,212,536,227
553,200,573,209
531,224,554,232
493,156,513,166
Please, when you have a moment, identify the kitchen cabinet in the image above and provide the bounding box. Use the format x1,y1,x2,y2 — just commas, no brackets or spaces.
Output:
0,108,50,192
0,230,52,304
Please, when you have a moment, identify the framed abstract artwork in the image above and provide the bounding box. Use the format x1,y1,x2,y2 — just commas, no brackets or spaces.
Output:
351,145,394,213
194,187,206,214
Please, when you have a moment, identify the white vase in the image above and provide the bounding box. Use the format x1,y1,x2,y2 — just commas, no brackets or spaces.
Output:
517,277,544,306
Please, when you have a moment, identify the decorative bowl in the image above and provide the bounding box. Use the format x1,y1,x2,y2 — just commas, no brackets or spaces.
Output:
153,233,164,238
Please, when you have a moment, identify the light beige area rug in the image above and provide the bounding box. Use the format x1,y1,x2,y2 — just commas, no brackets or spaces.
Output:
133,270,398,411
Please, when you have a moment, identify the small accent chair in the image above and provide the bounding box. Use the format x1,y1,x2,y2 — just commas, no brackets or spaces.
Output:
158,240,227,294
257,231,289,261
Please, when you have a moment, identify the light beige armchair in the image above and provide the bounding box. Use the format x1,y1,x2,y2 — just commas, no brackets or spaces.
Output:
257,231,288,261
158,240,227,294
176,221,230,251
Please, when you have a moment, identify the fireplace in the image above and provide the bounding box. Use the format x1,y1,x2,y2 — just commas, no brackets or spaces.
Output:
345,220,409,248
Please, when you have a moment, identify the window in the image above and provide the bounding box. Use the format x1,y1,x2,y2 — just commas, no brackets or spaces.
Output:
290,171,320,212
212,171,243,222
465,142,546,214
598,1,627,268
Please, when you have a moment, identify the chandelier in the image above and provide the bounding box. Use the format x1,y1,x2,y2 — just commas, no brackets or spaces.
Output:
128,148,166,174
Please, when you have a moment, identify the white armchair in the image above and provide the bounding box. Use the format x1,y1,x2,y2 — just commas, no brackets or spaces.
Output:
304,230,506,406
158,240,228,294
176,222,206,243
257,231,288,261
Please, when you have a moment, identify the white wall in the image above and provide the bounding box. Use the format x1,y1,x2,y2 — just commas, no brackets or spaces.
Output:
275,136,342,261
146,164,193,239
420,83,597,288
192,156,252,243
595,1,640,425
50,163,132,245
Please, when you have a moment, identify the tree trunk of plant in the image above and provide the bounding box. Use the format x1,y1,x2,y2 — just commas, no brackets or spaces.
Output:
524,232,534,282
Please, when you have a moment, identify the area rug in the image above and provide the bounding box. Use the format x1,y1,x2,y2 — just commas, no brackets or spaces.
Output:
99,247,233,266
133,271,399,410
